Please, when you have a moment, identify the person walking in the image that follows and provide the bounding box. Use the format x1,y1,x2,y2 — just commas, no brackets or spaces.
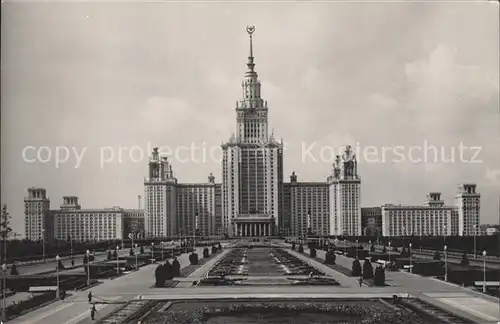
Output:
88,291,93,303
90,304,97,320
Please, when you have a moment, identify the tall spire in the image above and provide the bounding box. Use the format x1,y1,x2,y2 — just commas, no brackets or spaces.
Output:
246,25,256,76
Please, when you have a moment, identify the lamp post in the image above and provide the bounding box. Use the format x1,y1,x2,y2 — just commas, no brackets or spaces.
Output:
160,241,164,260
409,243,412,273
134,244,138,269
86,250,90,286
444,245,448,282
151,242,154,263
41,229,46,263
482,250,487,293
2,263,7,323
55,255,60,299
388,241,392,264
116,245,120,275
355,239,359,259
473,224,477,259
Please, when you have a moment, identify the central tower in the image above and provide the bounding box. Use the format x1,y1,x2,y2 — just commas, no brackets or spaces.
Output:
221,26,284,237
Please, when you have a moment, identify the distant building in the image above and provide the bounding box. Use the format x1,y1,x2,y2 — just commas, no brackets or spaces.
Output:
480,224,499,236
361,207,382,236
52,196,124,242
455,184,480,236
142,27,363,238
327,148,362,236
382,193,454,237
123,208,145,239
24,187,53,241
287,172,329,237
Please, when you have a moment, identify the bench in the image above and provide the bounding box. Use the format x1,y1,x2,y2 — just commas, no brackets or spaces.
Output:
28,286,58,293
474,281,500,287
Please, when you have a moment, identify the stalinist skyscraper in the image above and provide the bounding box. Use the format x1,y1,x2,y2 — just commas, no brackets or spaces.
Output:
221,26,284,237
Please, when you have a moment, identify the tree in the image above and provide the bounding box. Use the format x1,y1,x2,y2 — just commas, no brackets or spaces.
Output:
129,248,134,256
113,249,118,259
83,254,88,265
298,244,304,253
140,246,145,254
400,247,408,258
362,259,374,279
460,252,470,266
107,250,112,260
382,246,387,253
291,243,296,251
0,205,12,264
352,259,362,276
370,245,375,253
433,251,441,261
373,266,386,286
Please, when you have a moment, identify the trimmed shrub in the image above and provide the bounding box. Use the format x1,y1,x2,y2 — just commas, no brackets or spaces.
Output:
370,245,375,252
217,243,222,250
362,259,374,279
107,250,112,260
129,248,134,256
10,264,19,275
374,266,386,286
162,261,173,280
140,246,145,254
352,259,362,276
155,264,165,287
460,253,469,266
172,258,181,277
324,251,336,265
291,243,296,251
203,247,210,258
310,247,317,258
382,246,387,253
433,251,441,261
57,260,66,270
189,252,199,265
298,244,304,253
212,245,217,254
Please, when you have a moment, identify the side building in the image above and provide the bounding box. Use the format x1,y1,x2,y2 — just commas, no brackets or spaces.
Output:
123,208,145,239
328,146,362,236
52,196,124,242
381,192,455,237
287,172,329,237
361,207,382,236
24,187,53,241
455,184,480,236
144,148,221,239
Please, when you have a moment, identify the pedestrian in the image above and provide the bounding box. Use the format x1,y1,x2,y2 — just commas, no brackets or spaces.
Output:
358,277,363,287
90,304,97,320
71,259,75,267
88,291,92,303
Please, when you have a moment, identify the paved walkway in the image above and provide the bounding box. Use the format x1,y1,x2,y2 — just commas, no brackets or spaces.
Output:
303,247,500,323
9,247,207,324
187,249,231,278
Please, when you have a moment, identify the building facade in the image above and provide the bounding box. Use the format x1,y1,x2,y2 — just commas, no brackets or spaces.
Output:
327,148,362,236
361,207,382,236
142,27,363,238
455,184,480,236
123,208,145,239
24,187,53,241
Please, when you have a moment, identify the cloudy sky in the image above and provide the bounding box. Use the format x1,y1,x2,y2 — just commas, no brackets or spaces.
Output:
2,1,499,235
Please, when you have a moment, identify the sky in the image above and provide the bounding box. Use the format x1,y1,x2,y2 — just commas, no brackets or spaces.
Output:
1,1,499,236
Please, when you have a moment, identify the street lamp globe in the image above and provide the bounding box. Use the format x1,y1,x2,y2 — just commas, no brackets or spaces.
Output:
135,244,138,248
116,245,119,250
55,255,60,261
86,249,90,255
444,245,447,251
409,243,412,248
1,264,6,271
483,250,487,256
